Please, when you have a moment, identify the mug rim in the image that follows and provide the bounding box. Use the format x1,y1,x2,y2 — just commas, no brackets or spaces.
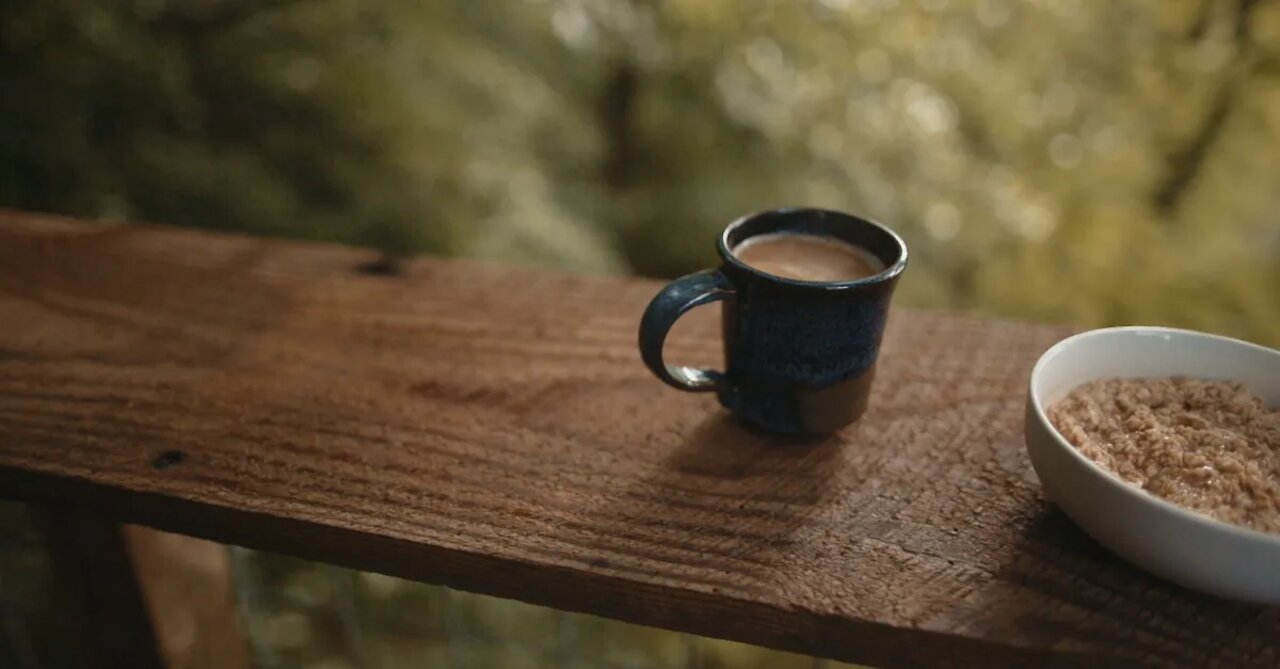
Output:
717,207,909,289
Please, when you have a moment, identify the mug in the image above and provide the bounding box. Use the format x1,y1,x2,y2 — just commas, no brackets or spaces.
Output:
638,208,908,434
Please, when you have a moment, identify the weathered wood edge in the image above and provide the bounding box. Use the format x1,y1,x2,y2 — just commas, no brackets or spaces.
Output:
0,467,1090,669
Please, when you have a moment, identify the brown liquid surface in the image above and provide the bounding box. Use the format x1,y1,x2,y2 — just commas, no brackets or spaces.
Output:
733,233,884,282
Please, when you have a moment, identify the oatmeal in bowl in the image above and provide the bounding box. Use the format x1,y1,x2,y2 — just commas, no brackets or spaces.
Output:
1047,377,1279,535
1025,327,1280,604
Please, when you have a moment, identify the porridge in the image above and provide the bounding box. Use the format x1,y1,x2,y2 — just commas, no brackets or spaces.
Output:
1047,377,1280,534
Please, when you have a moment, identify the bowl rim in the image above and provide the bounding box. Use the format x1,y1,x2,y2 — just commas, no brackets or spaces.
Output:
1028,325,1280,547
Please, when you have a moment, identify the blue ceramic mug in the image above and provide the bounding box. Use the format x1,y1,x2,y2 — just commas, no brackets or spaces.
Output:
638,208,908,434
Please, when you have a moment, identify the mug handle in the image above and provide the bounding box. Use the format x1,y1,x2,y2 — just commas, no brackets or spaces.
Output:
638,269,735,392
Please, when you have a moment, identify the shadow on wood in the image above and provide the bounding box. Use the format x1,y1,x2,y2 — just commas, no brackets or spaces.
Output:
579,412,843,592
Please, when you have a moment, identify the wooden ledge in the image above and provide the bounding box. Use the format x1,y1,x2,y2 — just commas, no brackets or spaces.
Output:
0,211,1275,668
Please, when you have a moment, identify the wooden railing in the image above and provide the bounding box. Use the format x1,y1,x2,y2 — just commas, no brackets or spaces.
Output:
0,211,1276,668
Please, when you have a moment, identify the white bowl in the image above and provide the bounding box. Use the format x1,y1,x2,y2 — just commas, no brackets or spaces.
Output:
1025,326,1280,604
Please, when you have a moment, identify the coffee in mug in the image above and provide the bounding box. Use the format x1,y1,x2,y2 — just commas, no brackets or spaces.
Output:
733,232,885,283
638,208,907,434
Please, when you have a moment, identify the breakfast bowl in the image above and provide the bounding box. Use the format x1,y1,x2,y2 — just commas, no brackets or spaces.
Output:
1025,326,1280,603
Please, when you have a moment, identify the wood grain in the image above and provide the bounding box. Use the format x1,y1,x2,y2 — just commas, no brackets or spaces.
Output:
0,210,1276,668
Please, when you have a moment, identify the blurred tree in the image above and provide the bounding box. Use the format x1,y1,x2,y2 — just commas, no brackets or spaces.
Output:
3,4,1280,667
1,0,1277,332
1,1,434,258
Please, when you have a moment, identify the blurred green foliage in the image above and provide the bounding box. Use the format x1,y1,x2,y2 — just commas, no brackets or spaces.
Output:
2,0,1278,344
2,1,1279,667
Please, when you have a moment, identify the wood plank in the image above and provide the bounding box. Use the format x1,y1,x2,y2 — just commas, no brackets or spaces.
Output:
37,509,165,669
34,508,250,669
122,526,251,669
0,210,1275,668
